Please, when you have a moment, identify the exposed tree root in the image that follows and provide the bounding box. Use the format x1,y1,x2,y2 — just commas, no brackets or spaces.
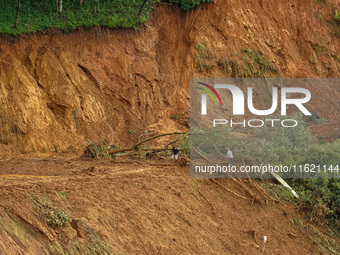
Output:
197,189,215,211
230,178,260,202
210,179,249,200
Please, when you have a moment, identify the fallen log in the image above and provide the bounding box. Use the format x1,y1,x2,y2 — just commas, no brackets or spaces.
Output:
108,132,188,155
192,146,211,162
270,172,299,199
163,137,186,148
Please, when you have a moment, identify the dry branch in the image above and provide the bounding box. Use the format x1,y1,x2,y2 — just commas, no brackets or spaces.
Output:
210,179,249,200
164,137,185,148
230,178,258,201
108,132,188,155
197,189,215,210
192,146,211,161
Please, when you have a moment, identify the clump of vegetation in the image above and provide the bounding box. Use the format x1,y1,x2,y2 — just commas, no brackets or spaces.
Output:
307,39,334,77
171,114,179,120
334,10,340,24
329,8,340,38
304,111,325,125
196,45,277,77
178,133,190,156
243,48,276,77
88,143,114,159
310,52,318,64
196,41,214,71
55,190,69,199
282,140,340,233
43,207,71,227
217,49,277,77
168,0,212,10
260,182,296,204
29,194,71,228
191,114,339,234
84,234,112,254
0,0,156,34
129,129,136,134
291,177,340,233
0,0,211,35
192,113,314,164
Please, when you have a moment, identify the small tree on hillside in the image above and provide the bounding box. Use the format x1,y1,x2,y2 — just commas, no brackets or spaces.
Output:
56,0,63,15
14,0,20,28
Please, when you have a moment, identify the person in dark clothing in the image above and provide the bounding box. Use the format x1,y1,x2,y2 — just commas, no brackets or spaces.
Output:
170,146,181,163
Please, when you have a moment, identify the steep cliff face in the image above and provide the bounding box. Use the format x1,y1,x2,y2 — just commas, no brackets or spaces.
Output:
0,12,193,156
0,0,339,156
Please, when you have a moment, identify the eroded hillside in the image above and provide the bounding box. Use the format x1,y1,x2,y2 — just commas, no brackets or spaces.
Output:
0,1,340,254
0,0,340,157
1,158,339,254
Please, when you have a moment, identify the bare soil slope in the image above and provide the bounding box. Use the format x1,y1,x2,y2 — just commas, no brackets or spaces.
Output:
0,0,340,254
0,0,340,157
0,158,338,254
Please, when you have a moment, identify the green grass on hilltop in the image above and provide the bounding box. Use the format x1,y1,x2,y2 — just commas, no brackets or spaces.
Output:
0,0,211,36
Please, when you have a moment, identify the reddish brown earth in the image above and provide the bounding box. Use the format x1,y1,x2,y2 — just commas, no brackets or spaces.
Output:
0,0,340,157
0,0,340,254
0,157,339,255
